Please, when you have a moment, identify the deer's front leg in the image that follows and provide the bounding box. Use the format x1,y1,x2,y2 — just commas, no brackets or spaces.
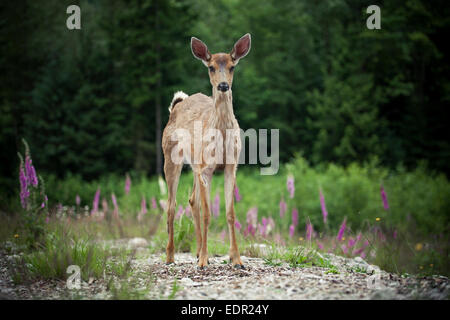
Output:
224,164,244,268
197,170,212,268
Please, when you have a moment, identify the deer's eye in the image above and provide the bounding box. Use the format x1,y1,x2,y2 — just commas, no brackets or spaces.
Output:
209,66,215,72
230,66,235,72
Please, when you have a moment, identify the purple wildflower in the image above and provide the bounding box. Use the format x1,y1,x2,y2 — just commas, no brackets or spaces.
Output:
125,174,131,195
91,188,101,215
348,237,356,248
151,197,157,209
45,216,50,224
289,224,295,238
292,208,299,227
380,185,389,210
393,230,397,239
337,218,346,241
25,156,38,187
341,244,348,255
185,206,191,217
306,220,314,241
287,175,295,199
111,193,119,219
102,198,108,216
76,194,81,206
41,202,45,208
175,205,184,219
246,207,258,228
235,220,241,230
19,165,29,209
234,185,241,202
258,218,268,237
352,240,369,256
319,188,328,224
279,199,287,218
212,193,220,218
141,196,147,215
317,241,324,250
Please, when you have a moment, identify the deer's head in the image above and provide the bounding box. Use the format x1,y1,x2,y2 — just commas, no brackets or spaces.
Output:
191,34,251,95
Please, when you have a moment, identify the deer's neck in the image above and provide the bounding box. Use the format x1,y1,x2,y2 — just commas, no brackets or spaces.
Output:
211,90,235,129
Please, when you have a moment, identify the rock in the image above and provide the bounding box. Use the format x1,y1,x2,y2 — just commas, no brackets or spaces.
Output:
354,256,368,265
128,237,148,249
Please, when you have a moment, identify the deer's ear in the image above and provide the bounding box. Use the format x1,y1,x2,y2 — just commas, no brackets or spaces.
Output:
230,33,251,63
191,37,211,64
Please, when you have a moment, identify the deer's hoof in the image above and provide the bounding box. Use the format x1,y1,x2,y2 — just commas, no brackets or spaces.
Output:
233,264,245,269
165,262,175,265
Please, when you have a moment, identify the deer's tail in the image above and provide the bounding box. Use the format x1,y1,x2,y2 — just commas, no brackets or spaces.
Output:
168,91,188,113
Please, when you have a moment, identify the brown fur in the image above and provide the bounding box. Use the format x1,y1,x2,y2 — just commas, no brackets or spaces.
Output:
162,34,251,268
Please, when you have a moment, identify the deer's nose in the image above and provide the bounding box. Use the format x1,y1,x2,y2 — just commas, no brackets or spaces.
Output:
217,82,229,92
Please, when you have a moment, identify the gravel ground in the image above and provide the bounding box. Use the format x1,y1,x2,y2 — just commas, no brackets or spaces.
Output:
1,238,448,300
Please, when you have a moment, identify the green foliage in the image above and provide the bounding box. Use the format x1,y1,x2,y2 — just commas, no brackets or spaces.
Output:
40,156,450,237
1,0,449,198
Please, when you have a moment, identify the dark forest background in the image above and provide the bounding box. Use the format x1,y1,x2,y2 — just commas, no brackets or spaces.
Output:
1,0,449,206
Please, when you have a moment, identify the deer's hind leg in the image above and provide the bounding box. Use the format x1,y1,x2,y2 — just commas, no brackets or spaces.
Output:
164,160,182,264
189,175,202,259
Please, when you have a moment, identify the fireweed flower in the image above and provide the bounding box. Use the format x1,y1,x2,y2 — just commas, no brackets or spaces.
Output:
151,197,157,209
341,244,348,255
393,230,397,239
139,196,147,220
348,237,356,248
266,218,275,234
287,175,295,199
235,220,242,230
19,164,29,209
319,188,328,224
279,199,287,218
76,194,81,206
317,241,324,250
234,185,241,202
306,220,314,241
352,240,369,256
292,208,299,227
102,198,108,216
111,193,119,219
91,188,101,215
212,193,220,218
380,185,389,210
337,218,346,241
289,224,295,238
125,174,131,195
25,156,38,187
175,205,184,219
246,207,258,228
185,206,191,217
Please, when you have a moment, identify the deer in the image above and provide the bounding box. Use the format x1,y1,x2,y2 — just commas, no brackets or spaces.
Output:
161,34,251,269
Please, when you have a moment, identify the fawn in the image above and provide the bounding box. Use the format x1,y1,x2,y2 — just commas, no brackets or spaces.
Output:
162,34,251,268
